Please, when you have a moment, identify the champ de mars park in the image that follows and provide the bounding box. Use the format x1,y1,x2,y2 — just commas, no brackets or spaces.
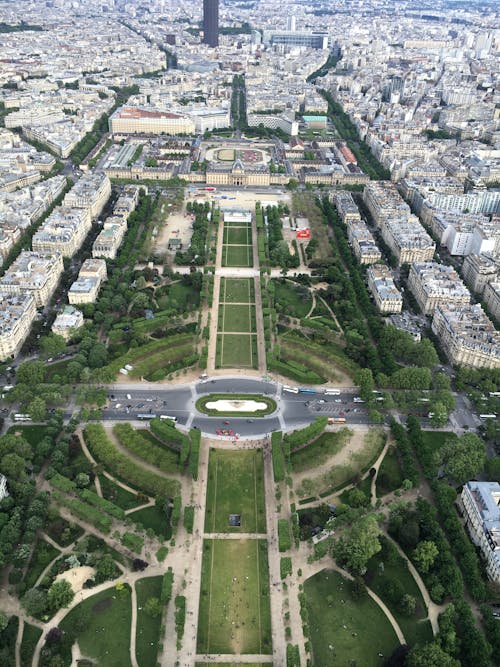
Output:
0,99,500,667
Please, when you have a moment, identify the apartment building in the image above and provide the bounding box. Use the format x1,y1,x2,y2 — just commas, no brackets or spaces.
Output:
63,172,111,219
333,191,362,224
363,182,412,227
408,262,471,315
0,251,63,308
460,482,500,584
0,474,8,501
92,223,126,260
109,107,196,136
347,222,382,265
51,305,84,340
366,264,403,314
483,282,500,322
68,258,107,305
32,206,92,257
381,217,436,265
0,292,36,361
462,254,499,295
431,304,500,369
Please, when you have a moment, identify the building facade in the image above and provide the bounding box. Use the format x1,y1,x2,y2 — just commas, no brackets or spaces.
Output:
460,482,500,584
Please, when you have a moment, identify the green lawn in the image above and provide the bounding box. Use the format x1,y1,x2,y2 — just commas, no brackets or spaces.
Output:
20,623,42,667
128,504,172,540
220,277,254,303
98,474,142,511
197,539,271,654
418,430,457,477
216,333,257,368
60,586,133,667
7,424,50,445
364,537,433,647
222,244,252,267
273,280,312,319
290,428,352,473
377,446,403,496
305,569,399,666
219,303,255,333
24,538,60,589
135,576,163,667
45,515,85,547
205,449,266,533
162,281,200,312
224,226,251,245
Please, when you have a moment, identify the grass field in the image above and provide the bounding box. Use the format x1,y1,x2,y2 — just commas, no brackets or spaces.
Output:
224,226,251,245
365,537,432,647
197,539,272,654
20,623,42,667
290,428,353,473
376,446,403,496
128,505,172,540
135,577,163,666
23,538,60,589
215,333,257,368
218,303,255,332
205,449,266,533
60,586,132,667
220,277,254,304
222,244,253,268
273,280,312,319
305,569,399,666
98,474,142,511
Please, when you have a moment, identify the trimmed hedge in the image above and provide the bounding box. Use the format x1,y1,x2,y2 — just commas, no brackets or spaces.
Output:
278,519,292,552
79,489,125,521
267,355,324,384
189,428,201,480
113,423,180,475
65,498,112,534
271,431,286,482
83,424,180,498
184,506,194,534
49,473,76,494
120,531,144,553
161,568,174,604
280,556,292,579
171,496,181,527
175,595,186,639
284,417,328,450
150,418,191,451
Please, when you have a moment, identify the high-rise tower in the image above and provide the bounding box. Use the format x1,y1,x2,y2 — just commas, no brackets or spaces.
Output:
203,0,219,48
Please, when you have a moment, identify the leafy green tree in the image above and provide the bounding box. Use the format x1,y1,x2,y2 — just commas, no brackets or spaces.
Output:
406,642,460,667
438,433,486,484
430,402,448,428
355,368,375,402
0,453,27,480
399,593,416,616
27,397,47,422
21,588,48,617
47,579,74,611
95,553,117,583
413,540,439,573
144,597,163,618
88,343,108,369
16,361,46,385
0,610,8,631
40,333,66,359
434,372,451,391
332,514,381,574
75,473,90,488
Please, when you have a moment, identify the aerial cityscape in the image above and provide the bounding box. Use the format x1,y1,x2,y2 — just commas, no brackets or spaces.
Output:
0,0,499,666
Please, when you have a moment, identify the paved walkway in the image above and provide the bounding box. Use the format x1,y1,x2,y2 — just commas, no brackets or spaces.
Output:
195,654,273,663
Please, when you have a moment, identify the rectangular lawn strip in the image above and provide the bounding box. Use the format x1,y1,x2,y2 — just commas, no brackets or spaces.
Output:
197,539,271,654
59,586,133,667
221,277,254,304
204,449,266,533
135,576,163,667
222,244,252,268
219,303,254,333
23,538,60,589
98,474,142,511
218,333,256,368
20,623,42,667
305,569,399,667
128,504,172,540
224,227,251,245
364,537,433,647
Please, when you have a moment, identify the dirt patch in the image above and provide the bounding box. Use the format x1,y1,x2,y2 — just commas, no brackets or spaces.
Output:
56,566,96,594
